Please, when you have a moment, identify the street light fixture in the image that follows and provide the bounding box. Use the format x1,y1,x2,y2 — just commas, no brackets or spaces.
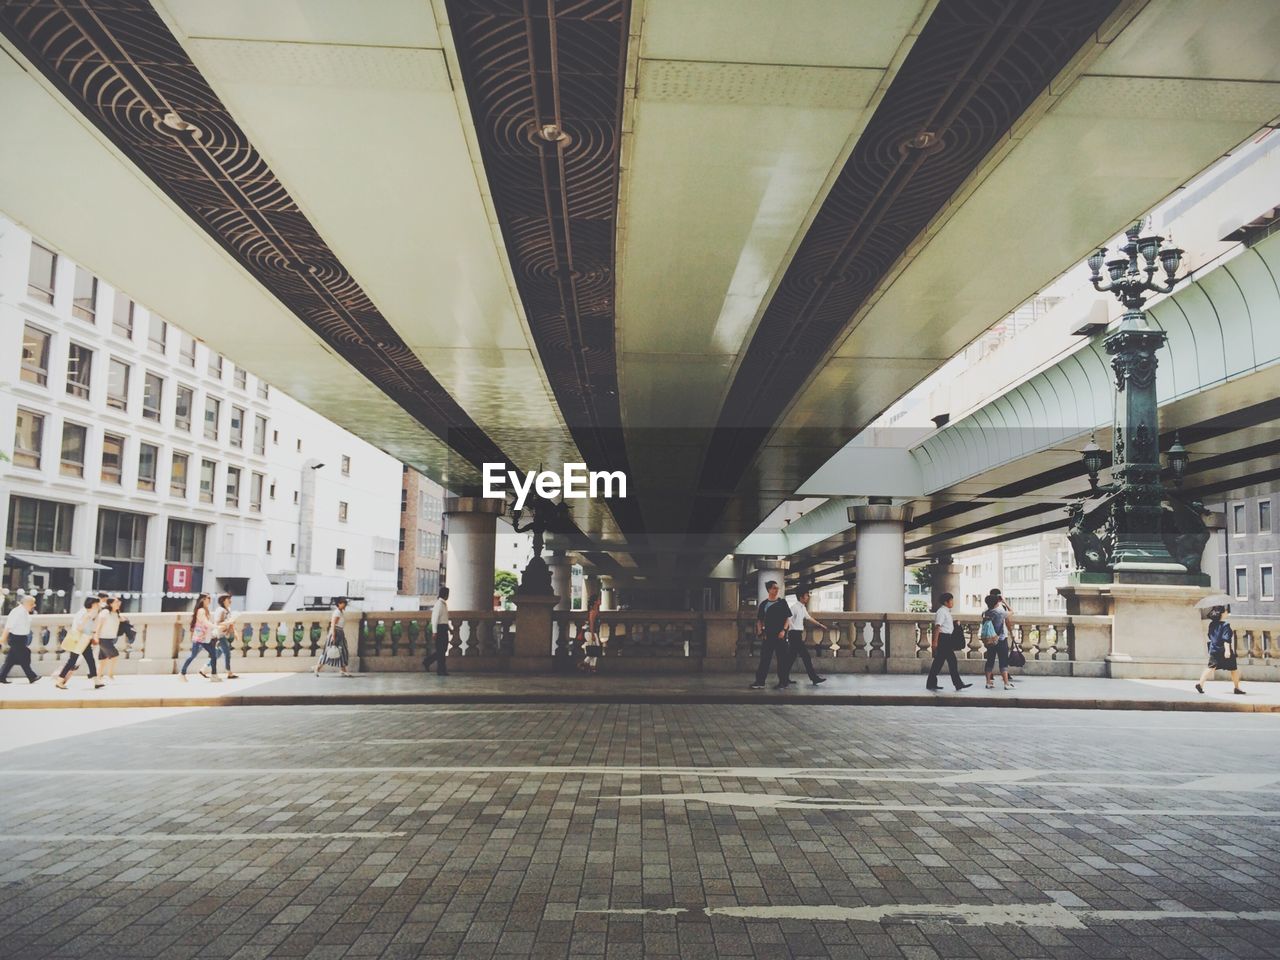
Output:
1069,221,1208,577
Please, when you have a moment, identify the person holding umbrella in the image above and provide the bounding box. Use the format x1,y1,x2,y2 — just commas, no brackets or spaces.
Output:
1196,601,1245,695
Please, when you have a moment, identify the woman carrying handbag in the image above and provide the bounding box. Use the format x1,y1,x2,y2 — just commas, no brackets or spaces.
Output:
55,597,103,690
1196,606,1245,695
315,597,352,677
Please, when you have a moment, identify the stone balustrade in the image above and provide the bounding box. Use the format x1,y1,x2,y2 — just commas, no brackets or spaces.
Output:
6,606,1276,679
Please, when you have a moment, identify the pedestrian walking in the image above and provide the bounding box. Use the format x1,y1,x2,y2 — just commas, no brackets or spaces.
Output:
750,581,793,689
579,593,602,674
96,596,123,682
315,597,352,677
55,597,103,690
213,594,239,679
423,586,450,675
981,594,1014,689
784,588,828,685
0,594,41,684
926,592,971,692
179,593,220,682
1196,606,1245,695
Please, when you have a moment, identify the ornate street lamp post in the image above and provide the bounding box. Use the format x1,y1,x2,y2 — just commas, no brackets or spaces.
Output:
1068,223,1209,581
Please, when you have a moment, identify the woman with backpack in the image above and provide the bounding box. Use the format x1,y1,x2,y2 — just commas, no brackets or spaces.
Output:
980,594,1014,689
1196,606,1245,695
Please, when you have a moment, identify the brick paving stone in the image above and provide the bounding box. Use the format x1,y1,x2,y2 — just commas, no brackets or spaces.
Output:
0,703,1278,958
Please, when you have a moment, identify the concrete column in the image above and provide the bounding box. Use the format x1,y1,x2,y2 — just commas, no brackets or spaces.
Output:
584,574,601,606
717,580,740,612
842,580,855,612
443,496,504,611
850,501,912,612
599,576,616,611
930,554,962,611
752,561,788,601
548,551,573,611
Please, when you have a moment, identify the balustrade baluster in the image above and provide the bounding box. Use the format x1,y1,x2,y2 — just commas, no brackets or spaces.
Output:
869,618,885,659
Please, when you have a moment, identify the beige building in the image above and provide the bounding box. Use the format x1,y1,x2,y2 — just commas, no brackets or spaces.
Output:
398,467,446,607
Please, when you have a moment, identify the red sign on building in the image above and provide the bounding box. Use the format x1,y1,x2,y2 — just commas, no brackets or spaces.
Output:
166,564,194,592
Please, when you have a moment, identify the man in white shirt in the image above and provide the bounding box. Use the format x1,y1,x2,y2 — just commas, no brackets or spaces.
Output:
0,595,41,684
926,592,971,692
784,588,828,686
422,586,450,676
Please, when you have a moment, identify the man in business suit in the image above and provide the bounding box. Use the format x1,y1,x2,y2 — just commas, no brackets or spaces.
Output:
0,594,41,684
750,581,793,690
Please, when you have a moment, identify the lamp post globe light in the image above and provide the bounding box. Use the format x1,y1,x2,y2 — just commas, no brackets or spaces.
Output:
1067,222,1211,585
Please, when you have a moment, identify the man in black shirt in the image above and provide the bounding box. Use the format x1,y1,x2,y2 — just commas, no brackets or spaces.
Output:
751,580,793,689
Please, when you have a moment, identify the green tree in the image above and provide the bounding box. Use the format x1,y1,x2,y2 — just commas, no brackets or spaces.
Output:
911,564,934,590
494,569,518,601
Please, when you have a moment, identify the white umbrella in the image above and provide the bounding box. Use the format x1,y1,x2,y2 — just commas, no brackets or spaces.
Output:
1195,593,1232,609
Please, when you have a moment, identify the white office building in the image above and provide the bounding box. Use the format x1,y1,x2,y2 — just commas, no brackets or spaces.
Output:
1,216,405,612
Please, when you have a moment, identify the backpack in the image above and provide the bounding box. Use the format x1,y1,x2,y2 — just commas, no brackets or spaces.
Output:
979,613,997,644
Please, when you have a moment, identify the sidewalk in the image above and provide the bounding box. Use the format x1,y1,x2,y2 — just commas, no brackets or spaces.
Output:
2,671,1279,712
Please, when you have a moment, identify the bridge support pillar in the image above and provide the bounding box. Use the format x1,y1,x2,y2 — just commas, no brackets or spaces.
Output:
548,551,573,610
599,576,616,611
843,580,855,613
752,561,788,601
852,500,912,612
931,554,962,611
443,496,504,612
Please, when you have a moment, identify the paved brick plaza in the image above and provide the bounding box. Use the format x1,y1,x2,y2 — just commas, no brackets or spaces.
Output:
2,702,1278,959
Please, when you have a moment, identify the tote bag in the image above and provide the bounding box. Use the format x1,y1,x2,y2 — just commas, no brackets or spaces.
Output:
61,627,90,655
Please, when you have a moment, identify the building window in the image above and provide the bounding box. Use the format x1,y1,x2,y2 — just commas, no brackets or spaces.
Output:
1260,500,1272,534
233,366,247,390
207,352,223,380
180,333,197,368
401,489,407,512
204,396,221,441
338,501,349,523
72,268,97,323
250,472,264,512
296,438,302,452
253,415,267,456
107,358,130,411
101,433,124,484
269,481,277,499
1235,566,1248,600
199,459,216,504
1233,503,1246,535
266,539,273,554
148,314,167,354
60,422,87,478
229,406,245,448
13,409,44,469
1262,565,1275,601
65,343,93,399
138,442,158,492
293,490,299,505
95,509,148,594
335,548,346,570
112,291,134,340
7,496,73,553
225,466,241,508
19,324,52,387
165,520,207,595
257,381,269,400
143,372,163,422
27,242,56,304
341,455,351,476
273,429,279,444
175,384,194,432
170,452,189,498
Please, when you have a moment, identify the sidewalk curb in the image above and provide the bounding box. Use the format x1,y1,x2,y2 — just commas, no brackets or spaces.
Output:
3,692,1277,712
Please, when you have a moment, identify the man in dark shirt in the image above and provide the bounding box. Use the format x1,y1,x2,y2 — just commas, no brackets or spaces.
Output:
751,581,793,689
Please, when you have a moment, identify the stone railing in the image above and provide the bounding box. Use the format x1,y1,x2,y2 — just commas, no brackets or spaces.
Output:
359,610,514,671
554,611,705,657
733,612,1078,673
1229,617,1279,665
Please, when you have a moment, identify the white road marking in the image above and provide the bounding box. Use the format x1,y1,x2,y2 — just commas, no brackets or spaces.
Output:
0,831,404,842
573,902,1280,928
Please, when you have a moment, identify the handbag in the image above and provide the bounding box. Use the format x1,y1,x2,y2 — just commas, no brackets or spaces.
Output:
583,644,603,657
1008,645,1027,668
949,623,967,651
61,628,90,655
324,642,342,660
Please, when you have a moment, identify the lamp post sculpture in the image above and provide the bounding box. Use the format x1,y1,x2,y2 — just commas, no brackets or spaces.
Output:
1067,222,1210,583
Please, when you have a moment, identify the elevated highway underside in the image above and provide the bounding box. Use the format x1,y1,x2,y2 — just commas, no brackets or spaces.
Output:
2,0,1280,580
